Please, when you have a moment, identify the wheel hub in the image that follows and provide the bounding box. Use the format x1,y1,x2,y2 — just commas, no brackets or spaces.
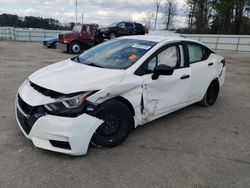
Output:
72,44,80,53
99,113,120,135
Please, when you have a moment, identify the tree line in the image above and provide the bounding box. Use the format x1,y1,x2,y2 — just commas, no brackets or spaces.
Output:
145,0,250,34
1,0,250,34
0,13,74,30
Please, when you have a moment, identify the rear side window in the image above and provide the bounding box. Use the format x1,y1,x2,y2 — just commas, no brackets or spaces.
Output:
135,23,143,30
188,43,211,64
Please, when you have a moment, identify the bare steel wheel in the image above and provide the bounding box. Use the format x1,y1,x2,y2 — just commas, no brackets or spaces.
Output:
91,99,134,148
69,41,82,54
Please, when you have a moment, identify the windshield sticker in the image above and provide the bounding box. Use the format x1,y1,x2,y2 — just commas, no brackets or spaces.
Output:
132,44,152,50
128,54,138,61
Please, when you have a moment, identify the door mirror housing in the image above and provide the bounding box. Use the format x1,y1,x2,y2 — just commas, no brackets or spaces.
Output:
152,64,174,80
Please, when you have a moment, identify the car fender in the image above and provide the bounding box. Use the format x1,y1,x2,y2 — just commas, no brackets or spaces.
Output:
87,75,144,127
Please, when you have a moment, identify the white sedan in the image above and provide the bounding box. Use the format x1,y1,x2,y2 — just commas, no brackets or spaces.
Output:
15,35,226,156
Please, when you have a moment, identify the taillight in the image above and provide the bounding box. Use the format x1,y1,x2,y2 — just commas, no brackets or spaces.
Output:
221,59,226,67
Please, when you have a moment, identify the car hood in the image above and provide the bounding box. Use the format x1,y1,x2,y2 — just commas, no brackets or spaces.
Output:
44,36,57,42
29,59,125,94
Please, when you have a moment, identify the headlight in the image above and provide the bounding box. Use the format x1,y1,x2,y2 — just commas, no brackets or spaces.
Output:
44,92,94,116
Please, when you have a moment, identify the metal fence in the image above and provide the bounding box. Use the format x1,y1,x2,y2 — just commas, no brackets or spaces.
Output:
150,30,250,53
185,34,250,52
1,27,250,52
0,27,69,41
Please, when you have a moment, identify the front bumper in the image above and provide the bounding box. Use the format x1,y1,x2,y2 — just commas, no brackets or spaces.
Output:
15,94,103,156
43,41,48,47
57,42,68,52
43,41,53,48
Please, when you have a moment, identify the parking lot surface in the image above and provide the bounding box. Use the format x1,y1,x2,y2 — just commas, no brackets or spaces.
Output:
0,41,250,188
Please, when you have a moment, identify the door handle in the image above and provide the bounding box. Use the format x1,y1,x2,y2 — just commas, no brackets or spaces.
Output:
208,62,214,66
180,75,190,80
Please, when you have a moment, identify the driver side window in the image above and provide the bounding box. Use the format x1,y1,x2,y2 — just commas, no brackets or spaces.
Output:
146,45,179,73
158,46,178,68
147,56,157,72
118,23,126,28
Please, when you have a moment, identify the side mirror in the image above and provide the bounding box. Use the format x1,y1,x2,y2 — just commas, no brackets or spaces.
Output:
152,64,174,80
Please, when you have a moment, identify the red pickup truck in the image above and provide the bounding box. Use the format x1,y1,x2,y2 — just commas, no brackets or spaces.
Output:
57,24,103,54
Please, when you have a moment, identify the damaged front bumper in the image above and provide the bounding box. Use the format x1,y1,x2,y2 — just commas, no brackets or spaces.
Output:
16,110,103,156
15,83,104,156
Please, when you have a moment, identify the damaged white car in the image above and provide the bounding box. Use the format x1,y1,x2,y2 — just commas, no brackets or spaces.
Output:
16,35,226,156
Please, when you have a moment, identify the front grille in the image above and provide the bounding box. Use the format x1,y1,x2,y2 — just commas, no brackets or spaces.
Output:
16,107,32,134
29,81,64,99
18,95,32,115
17,95,45,135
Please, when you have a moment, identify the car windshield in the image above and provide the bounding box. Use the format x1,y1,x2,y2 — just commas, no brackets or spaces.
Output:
74,39,157,70
72,25,82,32
108,22,118,27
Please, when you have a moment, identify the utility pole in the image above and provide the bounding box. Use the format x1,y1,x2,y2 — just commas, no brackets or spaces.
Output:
75,0,78,24
82,12,84,24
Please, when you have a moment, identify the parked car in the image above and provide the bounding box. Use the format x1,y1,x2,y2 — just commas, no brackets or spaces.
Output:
98,21,146,39
57,24,103,54
15,35,226,156
43,36,58,48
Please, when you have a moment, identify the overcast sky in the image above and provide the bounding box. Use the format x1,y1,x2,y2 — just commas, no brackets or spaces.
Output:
0,0,188,28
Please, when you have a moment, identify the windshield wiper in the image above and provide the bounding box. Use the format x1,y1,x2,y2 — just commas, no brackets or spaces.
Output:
85,62,104,68
72,56,80,62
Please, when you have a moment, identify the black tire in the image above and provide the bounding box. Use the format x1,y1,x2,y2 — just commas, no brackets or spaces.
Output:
200,80,220,107
91,100,134,148
69,41,82,54
52,42,57,49
109,32,116,40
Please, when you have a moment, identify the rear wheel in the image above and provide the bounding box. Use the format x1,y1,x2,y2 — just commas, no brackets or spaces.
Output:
200,80,220,107
91,100,134,148
69,41,82,54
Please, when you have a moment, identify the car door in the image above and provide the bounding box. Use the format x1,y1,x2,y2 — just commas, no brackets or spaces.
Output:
117,22,129,36
185,42,214,102
80,25,94,45
141,43,191,121
125,22,136,35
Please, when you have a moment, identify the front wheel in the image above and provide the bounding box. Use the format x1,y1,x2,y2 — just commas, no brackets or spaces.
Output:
52,42,57,48
69,41,82,54
109,32,116,40
200,80,220,107
91,100,134,148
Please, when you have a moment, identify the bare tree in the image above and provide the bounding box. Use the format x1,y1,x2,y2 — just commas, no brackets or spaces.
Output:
186,0,213,33
187,0,197,30
143,12,155,30
163,0,177,30
154,0,162,29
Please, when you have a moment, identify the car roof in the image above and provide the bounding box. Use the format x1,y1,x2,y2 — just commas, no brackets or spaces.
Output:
119,35,213,51
119,35,184,43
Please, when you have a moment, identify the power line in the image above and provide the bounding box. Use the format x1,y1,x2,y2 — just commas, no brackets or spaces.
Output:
75,0,78,24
